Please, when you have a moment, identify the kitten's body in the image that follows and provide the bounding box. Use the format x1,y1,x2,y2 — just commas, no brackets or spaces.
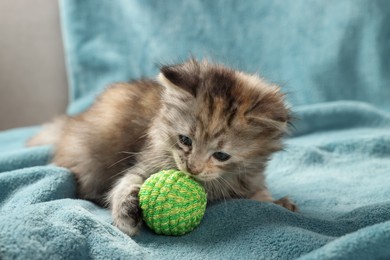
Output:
28,59,296,236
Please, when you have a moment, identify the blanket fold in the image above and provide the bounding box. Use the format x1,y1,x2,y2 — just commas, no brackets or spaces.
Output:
1,101,389,259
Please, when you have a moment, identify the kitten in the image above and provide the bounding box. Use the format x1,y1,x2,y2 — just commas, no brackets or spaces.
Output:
28,59,297,236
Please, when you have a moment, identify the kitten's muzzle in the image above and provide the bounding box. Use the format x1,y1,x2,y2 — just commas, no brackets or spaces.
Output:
187,162,203,176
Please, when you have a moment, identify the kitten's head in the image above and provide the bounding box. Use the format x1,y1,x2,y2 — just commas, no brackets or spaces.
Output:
154,59,289,185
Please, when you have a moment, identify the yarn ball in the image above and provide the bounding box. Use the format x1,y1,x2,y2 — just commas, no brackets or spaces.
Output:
138,169,207,236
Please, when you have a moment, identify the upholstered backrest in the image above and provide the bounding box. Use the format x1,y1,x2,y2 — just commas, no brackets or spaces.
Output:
60,0,390,114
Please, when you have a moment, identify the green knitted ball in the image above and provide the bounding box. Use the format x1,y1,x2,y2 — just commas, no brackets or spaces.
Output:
139,169,207,236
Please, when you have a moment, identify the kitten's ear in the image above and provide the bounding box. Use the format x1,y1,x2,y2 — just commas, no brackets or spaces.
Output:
245,91,291,132
158,59,200,97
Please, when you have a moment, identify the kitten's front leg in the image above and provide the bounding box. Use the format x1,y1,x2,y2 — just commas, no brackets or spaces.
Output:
109,170,146,236
251,189,298,212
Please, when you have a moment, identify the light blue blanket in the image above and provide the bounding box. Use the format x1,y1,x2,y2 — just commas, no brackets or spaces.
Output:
1,1,390,259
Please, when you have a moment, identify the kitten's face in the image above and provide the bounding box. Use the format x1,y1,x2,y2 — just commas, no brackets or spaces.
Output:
155,60,289,184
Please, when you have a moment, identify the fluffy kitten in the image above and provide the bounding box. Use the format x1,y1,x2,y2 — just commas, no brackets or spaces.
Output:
28,59,297,236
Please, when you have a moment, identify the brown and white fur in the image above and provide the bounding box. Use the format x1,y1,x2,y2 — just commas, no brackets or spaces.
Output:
28,59,297,236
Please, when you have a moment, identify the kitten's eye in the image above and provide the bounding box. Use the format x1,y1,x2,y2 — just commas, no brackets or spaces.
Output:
212,152,231,162
179,135,192,146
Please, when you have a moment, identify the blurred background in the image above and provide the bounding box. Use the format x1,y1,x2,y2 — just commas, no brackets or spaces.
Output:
1,0,389,131
0,0,67,130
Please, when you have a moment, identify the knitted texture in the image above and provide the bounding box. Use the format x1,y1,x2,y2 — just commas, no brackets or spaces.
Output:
139,170,207,236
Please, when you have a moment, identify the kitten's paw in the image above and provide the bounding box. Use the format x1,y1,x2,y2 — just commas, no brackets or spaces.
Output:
273,196,298,212
112,186,142,236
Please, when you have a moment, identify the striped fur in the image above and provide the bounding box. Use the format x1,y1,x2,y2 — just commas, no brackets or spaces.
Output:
28,59,296,236
155,59,291,200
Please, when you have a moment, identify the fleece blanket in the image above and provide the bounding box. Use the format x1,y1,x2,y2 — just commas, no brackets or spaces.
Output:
1,0,390,259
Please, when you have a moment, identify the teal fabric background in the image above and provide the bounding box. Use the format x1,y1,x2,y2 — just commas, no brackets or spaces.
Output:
60,0,390,114
1,1,390,259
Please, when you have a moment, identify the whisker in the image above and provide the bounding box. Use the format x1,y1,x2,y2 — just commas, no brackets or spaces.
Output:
108,168,129,181
219,175,246,199
107,154,136,169
118,151,142,155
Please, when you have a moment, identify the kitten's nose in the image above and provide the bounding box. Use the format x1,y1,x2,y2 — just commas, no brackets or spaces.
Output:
187,163,202,176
